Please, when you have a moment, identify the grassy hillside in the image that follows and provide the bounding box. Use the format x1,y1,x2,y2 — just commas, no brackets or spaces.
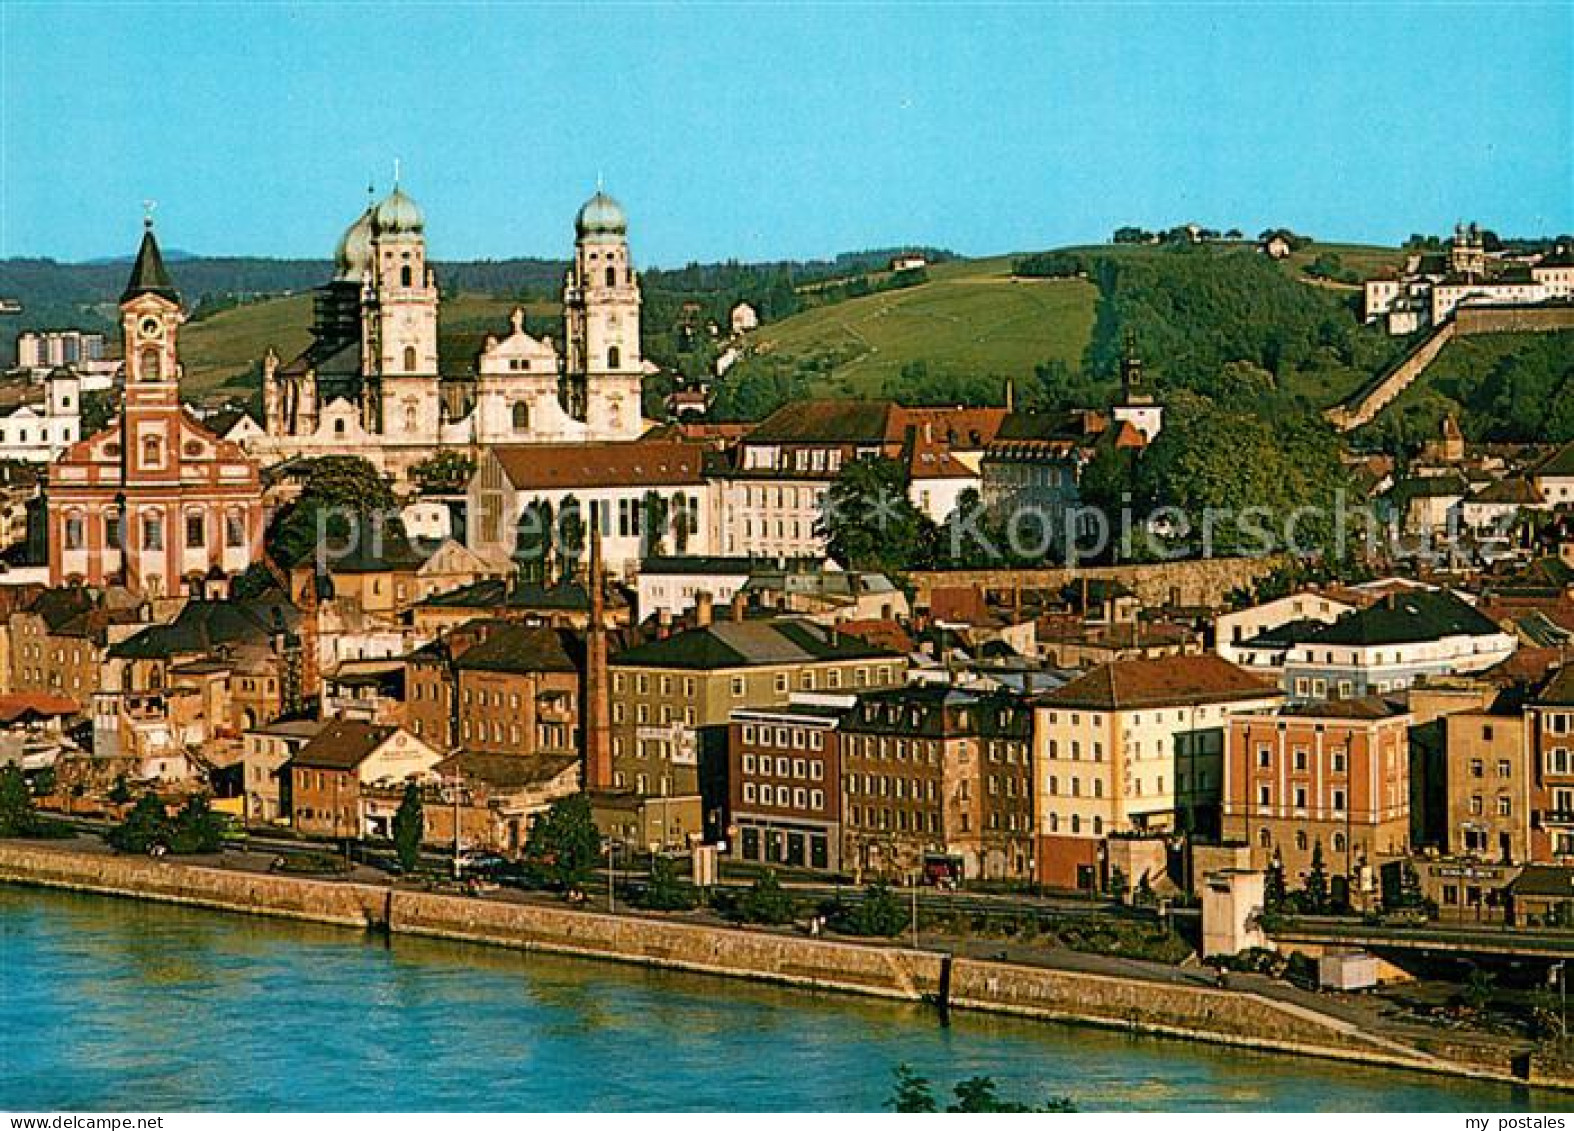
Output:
178,292,553,405
748,256,1097,395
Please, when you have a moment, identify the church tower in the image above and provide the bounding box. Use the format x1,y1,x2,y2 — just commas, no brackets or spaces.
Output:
563,189,643,441
364,182,441,441
120,217,186,491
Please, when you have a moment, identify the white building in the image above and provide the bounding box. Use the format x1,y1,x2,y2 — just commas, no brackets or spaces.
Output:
0,370,81,462
1215,589,1361,666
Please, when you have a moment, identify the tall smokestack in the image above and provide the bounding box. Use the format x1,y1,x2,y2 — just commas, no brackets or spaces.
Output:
584,528,613,792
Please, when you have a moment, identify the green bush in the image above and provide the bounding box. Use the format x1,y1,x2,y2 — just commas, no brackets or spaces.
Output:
732,871,798,925
636,856,699,912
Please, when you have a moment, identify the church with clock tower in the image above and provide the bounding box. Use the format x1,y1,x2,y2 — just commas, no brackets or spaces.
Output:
46,220,265,597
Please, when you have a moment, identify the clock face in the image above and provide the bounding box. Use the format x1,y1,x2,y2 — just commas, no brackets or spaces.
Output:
139,316,162,338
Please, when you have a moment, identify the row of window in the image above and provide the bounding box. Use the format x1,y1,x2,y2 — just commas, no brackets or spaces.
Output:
741,724,827,751
1045,813,1103,836
1255,783,1347,812
847,807,940,834
741,783,825,810
847,774,936,802
841,734,941,764
1256,827,1351,854
613,702,698,726
740,754,824,781
62,511,247,552
1255,745,1351,773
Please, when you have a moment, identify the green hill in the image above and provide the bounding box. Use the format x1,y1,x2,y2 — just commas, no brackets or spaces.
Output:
749,256,1098,394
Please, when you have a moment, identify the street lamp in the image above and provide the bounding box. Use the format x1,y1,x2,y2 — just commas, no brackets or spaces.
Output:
1552,961,1567,1040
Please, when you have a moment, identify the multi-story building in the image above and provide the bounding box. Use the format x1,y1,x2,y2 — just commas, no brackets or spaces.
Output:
608,612,903,849
45,222,265,597
1442,698,1531,864
728,695,852,872
7,586,144,709
1033,654,1283,890
1224,698,1412,886
286,720,443,839
1527,667,1574,863
454,622,579,757
1281,589,1517,702
16,330,105,370
467,439,712,577
840,684,1034,882
1214,589,1361,667
241,718,326,824
0,369,81,462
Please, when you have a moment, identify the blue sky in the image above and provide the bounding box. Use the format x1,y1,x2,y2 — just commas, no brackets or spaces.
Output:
2,2,1570,266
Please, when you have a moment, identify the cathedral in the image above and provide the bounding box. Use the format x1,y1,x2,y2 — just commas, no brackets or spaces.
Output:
254,184,648,479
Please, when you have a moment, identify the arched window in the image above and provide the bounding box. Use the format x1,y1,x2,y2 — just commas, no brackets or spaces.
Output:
140,346,160,382
1258,828,1272,848
403,345,417,373
1332,833,1347,854
605,265,616,287
606,345,620,369
400,265,413,287
511,401,530,432
404,402,418,433
142,436,161,468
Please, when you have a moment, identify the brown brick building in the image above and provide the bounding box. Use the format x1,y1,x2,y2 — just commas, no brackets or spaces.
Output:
728,697,850,871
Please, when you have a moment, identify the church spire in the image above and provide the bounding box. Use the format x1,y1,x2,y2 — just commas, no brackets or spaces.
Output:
121,218,180,306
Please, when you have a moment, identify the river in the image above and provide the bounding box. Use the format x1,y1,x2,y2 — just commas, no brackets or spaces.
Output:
0,886,1545,1111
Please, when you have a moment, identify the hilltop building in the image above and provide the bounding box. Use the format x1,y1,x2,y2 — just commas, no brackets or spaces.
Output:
254,184,648,479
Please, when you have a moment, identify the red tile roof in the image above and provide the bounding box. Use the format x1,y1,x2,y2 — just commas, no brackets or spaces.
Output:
490,440,706,491
1040,654,1280,710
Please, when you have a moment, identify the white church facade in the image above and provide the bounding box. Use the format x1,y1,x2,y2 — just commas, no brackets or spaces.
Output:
251,184,649,479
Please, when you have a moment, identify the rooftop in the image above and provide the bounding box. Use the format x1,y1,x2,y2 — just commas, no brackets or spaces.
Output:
1039,654,1279,711
612,618,897,671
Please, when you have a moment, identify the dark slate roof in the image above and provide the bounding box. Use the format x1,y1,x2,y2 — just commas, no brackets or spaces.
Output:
436,752,579,789
1241,617,1334,649
291,719,397,771
1301,590,1502,648
611,618,897,670
455,623,578,675
1040,654,1278,710
1468,477,1544,505
109,597,299,660
640,556,771,576
1537,441,1574,479
121,226,180,305
417,578,595,612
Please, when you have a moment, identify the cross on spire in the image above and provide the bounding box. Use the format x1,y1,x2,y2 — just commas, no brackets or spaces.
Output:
141,199,157,231
393,157,402,187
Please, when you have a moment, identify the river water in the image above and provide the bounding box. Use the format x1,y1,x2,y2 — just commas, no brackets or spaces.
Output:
0,887,1549,1111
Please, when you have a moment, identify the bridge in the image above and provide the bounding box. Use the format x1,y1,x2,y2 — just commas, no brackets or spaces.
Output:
1271,915,1574,962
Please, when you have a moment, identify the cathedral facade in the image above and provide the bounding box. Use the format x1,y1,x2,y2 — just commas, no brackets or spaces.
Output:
254,185,647,479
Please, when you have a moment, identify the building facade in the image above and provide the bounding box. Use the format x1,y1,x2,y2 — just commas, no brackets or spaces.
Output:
46,223,265,597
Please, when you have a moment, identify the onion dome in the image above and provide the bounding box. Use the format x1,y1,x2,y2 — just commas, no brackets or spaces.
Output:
334,208,375,280
372,185,424,236
575,190,627,239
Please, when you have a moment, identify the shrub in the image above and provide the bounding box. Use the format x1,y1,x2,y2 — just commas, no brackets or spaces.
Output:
732,871,798,925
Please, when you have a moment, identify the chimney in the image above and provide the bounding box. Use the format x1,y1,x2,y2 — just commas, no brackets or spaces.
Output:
695,590,714,627
657,606,672,638
730,592,747,623
583,528,613,792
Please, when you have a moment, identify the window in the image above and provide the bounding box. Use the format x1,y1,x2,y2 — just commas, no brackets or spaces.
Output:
605,265,617,287
607,346,621,369
105,513,121,550
185,512,205,549
63,515,84,550
225,513,245,548
512,401,530,431
142,513,163,551
403,345,417,373
142,435,161,468
731,676,746,698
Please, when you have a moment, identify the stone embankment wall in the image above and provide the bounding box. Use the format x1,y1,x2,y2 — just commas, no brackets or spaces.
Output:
0,844,1556,1088
908,556,1286,611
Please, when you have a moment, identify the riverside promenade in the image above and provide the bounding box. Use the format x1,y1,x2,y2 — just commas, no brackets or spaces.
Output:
0,838,1566,1091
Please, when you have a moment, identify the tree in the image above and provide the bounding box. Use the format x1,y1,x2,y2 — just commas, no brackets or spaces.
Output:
641,490,670,557
515,500,555,585
844,881,908,938
638,855,698,911
1462,967,1496,1014
167,794,226,854
392,782,425,873
108,793,170,854
0,765,37,837
107,774,133,805
1303,840,1330,913
886,1064,937,1113
733,870,798,925
266,456,398,567
523,795,601,894
408,451,475,494
556,497,586,585
1265,849,1288,911
818,456,936,573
